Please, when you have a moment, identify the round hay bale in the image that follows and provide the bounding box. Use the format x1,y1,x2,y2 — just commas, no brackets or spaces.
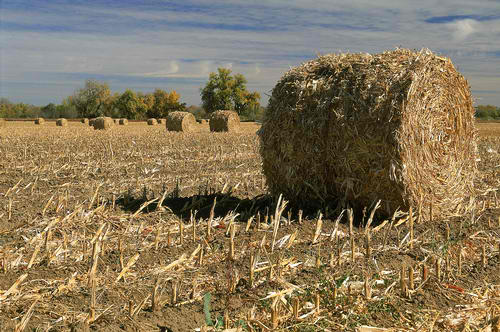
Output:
119,118,128,125
157,118,166,125
113,118,118,124
89,118,96,127
147,118,158,125
56,118,68,127
200,119,208,125
259,48,477,221
81,118,89,124
35,117,45,125
209,111,240,132
166,112,196,132
94,117,114,130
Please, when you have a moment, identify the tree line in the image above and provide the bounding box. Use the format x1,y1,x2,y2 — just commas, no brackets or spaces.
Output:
0,68,265,121
475,105,500,120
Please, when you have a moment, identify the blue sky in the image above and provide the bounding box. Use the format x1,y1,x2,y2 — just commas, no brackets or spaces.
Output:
1,0,500,106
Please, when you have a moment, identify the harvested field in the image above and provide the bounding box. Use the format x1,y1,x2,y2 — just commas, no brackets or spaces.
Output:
0,120,498,332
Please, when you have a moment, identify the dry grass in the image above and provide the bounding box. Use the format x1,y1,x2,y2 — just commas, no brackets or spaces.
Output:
0,120,497,332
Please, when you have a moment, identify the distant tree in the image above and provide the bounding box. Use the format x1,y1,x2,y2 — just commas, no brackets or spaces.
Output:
41,103,57,118
114,89,145,120
148,89,186,118
200,68,261,115
186,105,207,119
475,105,500,119
0,98,13,117
70,80,111,118
138,92,155,119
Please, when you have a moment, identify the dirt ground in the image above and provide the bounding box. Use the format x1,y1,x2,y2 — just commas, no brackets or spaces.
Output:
0,120,499,332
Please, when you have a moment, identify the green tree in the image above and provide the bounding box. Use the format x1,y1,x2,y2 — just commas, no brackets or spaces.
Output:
114,89,144,119
200,68,261,115
70,80,111,118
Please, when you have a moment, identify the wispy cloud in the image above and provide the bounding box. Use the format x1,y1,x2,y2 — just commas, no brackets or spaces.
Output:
1,0,500,106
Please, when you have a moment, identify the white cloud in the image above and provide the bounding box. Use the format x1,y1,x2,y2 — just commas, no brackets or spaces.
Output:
449,19,479,41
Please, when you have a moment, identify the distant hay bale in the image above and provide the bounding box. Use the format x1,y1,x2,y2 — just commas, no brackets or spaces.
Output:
119,118,128,125
56,118,68,127
200,119,208,125
147,118,158,125
94,117,114,130
113,118,118,124
259,48,477,221
209,110,240,132
157,118,166,125
89,118,96,127
166,112,196,132
35,118,45,125
81,118,89,124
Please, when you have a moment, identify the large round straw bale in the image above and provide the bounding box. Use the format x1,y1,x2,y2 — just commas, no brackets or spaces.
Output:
259,48,477,220
89,118,96,127
35,117,45,125
166,112,196,132
94,117,114,130
119,118,128,125
56,118,68,127
199,119,208,125
81,118,89,124
113,118,118,124
147,118,158,125
157,118,166,125
209,110,240,132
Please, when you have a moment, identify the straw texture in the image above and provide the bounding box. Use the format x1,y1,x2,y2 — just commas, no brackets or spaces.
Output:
56,118,68,127
209,110,240,132
94,117,114,130
166,112,196,132
258,48,477,220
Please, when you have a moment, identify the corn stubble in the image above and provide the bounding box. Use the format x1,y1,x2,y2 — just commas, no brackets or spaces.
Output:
0,120,498,331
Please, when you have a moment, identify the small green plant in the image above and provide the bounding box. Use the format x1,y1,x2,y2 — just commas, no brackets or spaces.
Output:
203,292,223,328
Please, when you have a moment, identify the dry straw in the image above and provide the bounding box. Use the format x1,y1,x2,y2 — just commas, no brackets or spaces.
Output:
259,48,477,221
56,118,68,127
209,110,241,132
0,118,6,127
166,111,196,132
119,118,128,125
147,118,158,125
94,117,114,130
35,118,45,125
81,118,89,125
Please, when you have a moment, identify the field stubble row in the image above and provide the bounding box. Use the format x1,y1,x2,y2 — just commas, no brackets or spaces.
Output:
0,121,499,332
